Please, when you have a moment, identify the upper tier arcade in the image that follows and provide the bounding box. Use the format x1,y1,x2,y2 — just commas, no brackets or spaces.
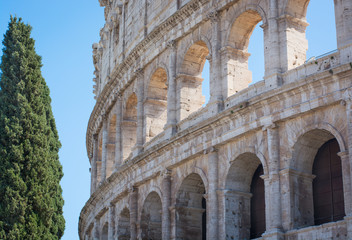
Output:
81,0,352,239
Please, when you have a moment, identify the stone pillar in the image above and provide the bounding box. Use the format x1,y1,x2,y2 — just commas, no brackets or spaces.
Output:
263,124,284,240
219,46,251,96
165,40,177,137
129,187,138,240
335,0,352,49
108,204,116,239
217,189,226,240
338,151,352,216
101,115,108,183
93,218,100,240
206,147,219,239
91,134,98,194
134,69,144,156
169,206,177,240
264,0,282,89
343,93,352,216
176,74,204,122
114,96,123,169
279,169,315,231
277,15,308,74
207,10,223,112
161,169,171,240
220,189,252,239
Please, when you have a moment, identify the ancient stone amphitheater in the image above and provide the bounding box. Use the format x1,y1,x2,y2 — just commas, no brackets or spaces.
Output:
79,0,352,239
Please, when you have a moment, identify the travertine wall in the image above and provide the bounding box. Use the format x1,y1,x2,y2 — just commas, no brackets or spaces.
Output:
81,0,352,239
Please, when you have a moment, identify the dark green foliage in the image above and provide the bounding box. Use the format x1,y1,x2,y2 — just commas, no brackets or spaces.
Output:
0,16,65,239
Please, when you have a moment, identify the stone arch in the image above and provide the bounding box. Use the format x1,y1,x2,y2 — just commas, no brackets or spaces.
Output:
176,38,211,121
122,93,137,160
174,167,209,200
287,125,347,229
145,67,168,142
140,191,162,240
175,173,207,240
224,152,266,239
290,123,346,172
101,222,109,240
223,5,267,95
117,207,131,240
226,4,267,50
283,0,310,20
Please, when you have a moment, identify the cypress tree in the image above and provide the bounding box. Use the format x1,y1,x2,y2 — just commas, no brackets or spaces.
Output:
0,16,65,239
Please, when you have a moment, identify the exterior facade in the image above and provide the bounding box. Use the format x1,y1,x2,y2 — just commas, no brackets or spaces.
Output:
79,0,352,239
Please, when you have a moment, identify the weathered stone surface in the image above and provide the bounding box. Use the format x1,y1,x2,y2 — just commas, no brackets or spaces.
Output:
80,0,352,239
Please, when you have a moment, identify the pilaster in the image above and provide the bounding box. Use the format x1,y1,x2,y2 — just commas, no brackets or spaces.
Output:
101,114,108,183
263,123,284,239
93,218,100,240
207,10,223,112
108,204,116,239
114,95,123,170
161,169,172,240
91,134,99,193
205,147,219,239
129,186,138,240
134,68,144,157
165,40,177,138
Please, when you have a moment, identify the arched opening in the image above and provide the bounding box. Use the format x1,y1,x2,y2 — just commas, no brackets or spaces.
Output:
201,60,210,106
122,93,137,161
178,40,210,121
248,22,264,85
101,222,108,240
176,173,206,240
283,0,338,70
140,192,162,240
290,129,346,229
225,10,264,95
117,208,130,240
313,138,345,225
145,68,168,142
225,153,265,239
106,114,116,178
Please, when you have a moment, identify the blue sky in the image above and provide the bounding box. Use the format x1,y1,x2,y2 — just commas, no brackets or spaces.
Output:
0,1,336,239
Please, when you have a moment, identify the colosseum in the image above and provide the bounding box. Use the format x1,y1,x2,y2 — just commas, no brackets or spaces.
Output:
79,0,352,239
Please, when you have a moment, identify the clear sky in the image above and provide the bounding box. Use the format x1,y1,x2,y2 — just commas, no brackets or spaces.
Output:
0,1,336,239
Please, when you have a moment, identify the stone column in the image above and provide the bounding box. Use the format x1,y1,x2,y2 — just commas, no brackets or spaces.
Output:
277,14,308,74
169,206,177,240
263,124,283,240
338,151,352,216
343,92,352,217
217,189,226,240
114,96,123,170
161,169,172,240
207,10,223,112
108,204,116,239
265,0,281,86
219,46,251,96
206,147,219,239
93,218,100,240
91,134,99,194
101,115,108,183
129,187,138,240
134,69,144,156
165,40,177,137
